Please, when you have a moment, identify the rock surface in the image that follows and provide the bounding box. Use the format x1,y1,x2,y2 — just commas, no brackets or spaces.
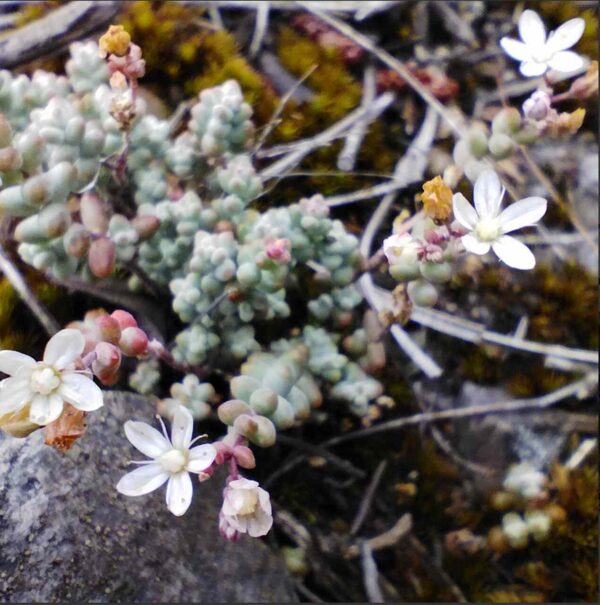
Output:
0,391,297,603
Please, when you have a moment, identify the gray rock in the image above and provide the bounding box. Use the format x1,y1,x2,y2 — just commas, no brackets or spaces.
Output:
0,391,297,603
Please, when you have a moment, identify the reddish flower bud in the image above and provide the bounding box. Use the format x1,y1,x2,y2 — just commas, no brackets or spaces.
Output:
119,326,149,357
232,445,256,469
110,309,138,329
88,237,116,278
96,315,121,344
92,341,121,384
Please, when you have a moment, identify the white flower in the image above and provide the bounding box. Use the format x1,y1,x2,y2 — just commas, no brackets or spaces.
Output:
452,170,547,270
503,462,547,499
0,329,103,426
502,512,529,548
382,232,420,266
116,405,216,516
500,10,585,77
220,477,273,537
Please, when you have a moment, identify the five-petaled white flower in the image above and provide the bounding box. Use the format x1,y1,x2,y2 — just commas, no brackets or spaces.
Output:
116,405,217,516
0,329,103,426
220,477,273,538
500,9,585,77
452,170,547,270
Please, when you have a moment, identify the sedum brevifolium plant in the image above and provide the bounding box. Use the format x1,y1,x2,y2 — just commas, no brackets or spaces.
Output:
0,10,591,540
0,25,384,536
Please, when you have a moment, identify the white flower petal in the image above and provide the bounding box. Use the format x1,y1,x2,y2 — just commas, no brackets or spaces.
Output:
452,193,478,229
43,329,85,369
59,372,103,412
165,471,193,516
499,197,547,234
0,351,36,376
170,405,194,450
247,511,273,537
461,234,491,255
519,10,547,48
0,377,32,413
116,463,169,496
492,236,536,269
474,170,504,218
29,393,63,425
123,420,172,458
186,444,217,473
520,61,548,77
257,487,272,515
547,18,585,53
500,37,531,61
548,50,584,73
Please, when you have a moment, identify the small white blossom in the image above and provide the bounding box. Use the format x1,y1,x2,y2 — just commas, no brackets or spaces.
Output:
116,405,216,516
525,510,552,541
502,512,529,548
452,170,547,270
382,232,420,266
220,477,273,538
503,462,547,499
0,329,103,426
500,9,585,77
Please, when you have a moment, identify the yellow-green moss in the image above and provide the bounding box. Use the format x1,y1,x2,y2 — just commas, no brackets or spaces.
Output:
119,2,278,124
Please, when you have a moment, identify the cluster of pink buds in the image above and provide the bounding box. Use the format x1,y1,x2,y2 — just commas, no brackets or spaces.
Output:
67,309,150,385
98,24,145,131
264,237,292,265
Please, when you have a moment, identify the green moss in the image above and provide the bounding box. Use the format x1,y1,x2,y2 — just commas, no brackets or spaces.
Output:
119,2,279,124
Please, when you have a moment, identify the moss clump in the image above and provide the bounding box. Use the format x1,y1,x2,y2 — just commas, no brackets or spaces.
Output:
119,2,278,124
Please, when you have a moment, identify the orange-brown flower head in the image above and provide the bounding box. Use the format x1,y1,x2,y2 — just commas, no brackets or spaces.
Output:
99,25,131,59
418,176,453,222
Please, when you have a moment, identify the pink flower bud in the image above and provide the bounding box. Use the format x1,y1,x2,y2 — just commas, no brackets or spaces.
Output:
232,445,256,469
265,237,291,264
92,341,121,384
119,326,149,357
95,315,121,345
88,237,116,278
110,309,138,330
522,90,552,122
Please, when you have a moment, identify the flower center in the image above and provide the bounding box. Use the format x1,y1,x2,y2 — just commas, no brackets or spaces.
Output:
237,490,259,515
474,217,501,242
29,366,61,396
532,47,551,64
159,449,188,473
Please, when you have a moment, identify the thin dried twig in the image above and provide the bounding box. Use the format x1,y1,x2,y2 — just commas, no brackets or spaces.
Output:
519,146,598,253
259,92,395,179
337,66,378,172
350,460,387,536
404,302,599,366
360,542,385,603
324,374,597,447
0,243,60,336
249,1,270,57
0,1,120,69
346,514,413,558
276,434,366,479
252,63,318,154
